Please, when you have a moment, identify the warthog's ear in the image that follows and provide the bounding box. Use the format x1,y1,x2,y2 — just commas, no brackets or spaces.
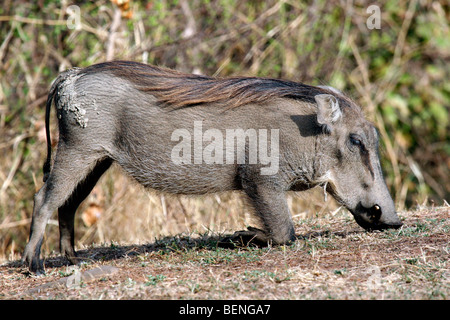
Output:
317,85,342,95
315,94,342,134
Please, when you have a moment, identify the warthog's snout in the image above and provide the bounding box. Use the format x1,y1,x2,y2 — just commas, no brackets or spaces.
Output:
352,203,403,231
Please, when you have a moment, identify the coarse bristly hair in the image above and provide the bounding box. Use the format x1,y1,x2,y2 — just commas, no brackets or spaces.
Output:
80,60,357,110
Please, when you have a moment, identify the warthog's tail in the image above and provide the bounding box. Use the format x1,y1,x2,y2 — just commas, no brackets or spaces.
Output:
42,80,58,182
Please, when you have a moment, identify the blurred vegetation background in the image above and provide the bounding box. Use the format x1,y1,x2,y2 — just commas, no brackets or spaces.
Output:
0,0,448,262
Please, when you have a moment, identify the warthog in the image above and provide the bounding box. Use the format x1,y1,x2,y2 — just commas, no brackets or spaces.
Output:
23,61,402,274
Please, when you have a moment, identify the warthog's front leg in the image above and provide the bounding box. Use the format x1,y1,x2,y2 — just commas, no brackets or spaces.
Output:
222,180,296,247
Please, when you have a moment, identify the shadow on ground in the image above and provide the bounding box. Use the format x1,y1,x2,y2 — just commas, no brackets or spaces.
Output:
4,228,365,273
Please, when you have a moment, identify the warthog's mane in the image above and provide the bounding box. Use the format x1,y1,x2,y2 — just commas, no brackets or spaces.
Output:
81,60,355,109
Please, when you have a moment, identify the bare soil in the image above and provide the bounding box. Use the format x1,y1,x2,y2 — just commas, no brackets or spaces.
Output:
1,206,448,300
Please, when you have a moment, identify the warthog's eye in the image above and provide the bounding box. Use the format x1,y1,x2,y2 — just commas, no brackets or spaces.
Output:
349,134,364,148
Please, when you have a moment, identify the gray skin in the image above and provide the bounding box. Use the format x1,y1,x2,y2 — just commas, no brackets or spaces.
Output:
22,65,402,274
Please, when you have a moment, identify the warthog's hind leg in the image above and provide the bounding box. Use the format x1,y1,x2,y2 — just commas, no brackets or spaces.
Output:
22,144,109,274
58,158,112,265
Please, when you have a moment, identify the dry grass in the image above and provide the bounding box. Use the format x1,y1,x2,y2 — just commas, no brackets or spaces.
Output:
1,205,448,300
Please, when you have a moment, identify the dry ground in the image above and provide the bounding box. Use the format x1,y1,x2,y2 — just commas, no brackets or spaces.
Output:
0,206,448,300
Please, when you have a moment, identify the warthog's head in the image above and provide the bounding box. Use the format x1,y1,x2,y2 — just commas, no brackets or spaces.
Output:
315,93,402,231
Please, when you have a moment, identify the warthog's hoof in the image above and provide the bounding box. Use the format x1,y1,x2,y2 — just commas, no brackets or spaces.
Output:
22,255,45,276
218,227,271,248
